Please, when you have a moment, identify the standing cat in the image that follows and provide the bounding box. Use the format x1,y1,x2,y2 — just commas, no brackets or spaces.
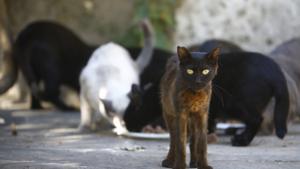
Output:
208,51,289,146
0,21,95,110
160,46,219,169
79,19,154,133
189,39,289,146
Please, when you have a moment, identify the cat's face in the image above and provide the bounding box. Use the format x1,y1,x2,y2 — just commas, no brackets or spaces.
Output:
177,46,219,90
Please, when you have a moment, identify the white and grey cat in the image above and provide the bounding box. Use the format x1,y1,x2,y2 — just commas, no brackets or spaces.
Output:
79,19,154,133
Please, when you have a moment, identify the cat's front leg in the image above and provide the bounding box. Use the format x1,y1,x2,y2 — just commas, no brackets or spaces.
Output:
231,114,262,146
78,94,94,132
162,114,176,168
231,124,260,146
173,114,187,169
196,114,213,169
189,119,198,168
30,93,43,109
197,130,213,169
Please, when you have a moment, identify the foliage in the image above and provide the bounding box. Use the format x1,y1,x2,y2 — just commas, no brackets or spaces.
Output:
116,0,178,50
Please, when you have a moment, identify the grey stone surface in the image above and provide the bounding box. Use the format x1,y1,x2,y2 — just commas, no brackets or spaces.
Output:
0,110,299,169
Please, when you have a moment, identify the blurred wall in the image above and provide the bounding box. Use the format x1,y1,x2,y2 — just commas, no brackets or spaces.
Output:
4,0,300,53
175,0,300,53
5,0,135,46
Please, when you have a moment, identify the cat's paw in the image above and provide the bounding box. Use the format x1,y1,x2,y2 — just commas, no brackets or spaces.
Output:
231,134,251,146
77,125,93,133
161,159,173,168
190,162,213,169
189,161,197,168
142,125,166,133
201,165,213,169
173,163,186,169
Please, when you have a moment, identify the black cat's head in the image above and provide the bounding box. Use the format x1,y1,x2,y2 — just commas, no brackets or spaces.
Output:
177,46,219,91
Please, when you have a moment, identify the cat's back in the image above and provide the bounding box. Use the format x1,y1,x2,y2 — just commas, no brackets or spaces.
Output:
13,21,92,71
15,21,87,49
80,42,139,98
190,39,242,53
82,42,138,81
214,52,286,96
218,52,281,77
87,42,136,68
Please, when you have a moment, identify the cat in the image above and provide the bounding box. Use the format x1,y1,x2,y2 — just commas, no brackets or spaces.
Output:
194,39,291,141
160,46,219,169
208,51,289,146
79,19,154,133
124,48,174,132
0,21,96,110
261,38,300,134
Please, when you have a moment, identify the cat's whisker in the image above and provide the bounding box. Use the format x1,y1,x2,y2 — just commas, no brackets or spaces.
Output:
211,85,225,107
212,84,232,97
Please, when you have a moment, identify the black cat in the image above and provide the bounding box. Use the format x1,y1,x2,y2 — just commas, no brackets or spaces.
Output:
0,21,96,110
192,40,289,146
189,39,242,53
124,48,173,131
208,51,289,146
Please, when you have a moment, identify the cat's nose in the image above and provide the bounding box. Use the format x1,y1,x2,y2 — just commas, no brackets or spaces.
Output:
195,77,202,83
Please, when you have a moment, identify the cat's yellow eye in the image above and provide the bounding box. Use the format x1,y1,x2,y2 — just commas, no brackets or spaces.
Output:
186,69,194,75
202,69,210,75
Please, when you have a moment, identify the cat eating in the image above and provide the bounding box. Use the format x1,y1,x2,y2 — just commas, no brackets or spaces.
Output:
0,21,96,110
124,48,174,132
160,46,219,169
79,19,154,133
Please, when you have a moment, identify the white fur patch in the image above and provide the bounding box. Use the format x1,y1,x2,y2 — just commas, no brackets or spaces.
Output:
80,42,139,127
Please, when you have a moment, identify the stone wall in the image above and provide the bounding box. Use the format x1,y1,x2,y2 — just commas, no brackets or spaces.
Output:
175,0,300,53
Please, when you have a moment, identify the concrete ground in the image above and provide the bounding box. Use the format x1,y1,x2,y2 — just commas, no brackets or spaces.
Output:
0,109,299,169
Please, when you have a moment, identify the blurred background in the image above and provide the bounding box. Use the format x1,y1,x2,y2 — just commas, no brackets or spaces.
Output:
1,0,300,109
3,0,300,52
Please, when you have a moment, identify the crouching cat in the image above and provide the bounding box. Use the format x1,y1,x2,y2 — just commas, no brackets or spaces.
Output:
0,21,95,110
160,46,219,169
79,19,154,133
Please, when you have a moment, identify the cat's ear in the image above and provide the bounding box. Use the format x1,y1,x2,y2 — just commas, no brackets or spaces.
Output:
206,47,220,64
177,46,192,63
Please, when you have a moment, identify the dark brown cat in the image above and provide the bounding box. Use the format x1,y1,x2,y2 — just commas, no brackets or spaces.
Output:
160,46,219,169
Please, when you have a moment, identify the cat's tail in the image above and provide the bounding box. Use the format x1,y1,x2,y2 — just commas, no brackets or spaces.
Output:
273,73,289,139
0,5,18,94
135,18,155,74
